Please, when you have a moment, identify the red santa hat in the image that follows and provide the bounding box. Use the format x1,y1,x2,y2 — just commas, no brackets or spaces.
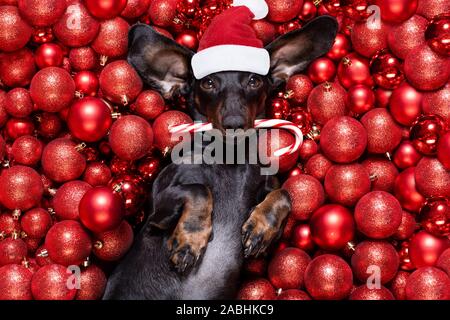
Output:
191,0,270,79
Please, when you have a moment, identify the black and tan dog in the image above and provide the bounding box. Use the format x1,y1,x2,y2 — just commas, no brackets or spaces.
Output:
103,16,337,300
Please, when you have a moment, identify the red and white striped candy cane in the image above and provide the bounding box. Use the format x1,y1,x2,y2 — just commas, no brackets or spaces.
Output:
169,119,303,157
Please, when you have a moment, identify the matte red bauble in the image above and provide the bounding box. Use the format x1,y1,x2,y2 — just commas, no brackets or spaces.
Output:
419,198,450,237
277,289,311,300
307,57,336,84
5,118,35,140
307,82,347,125
394,211,417,240
425,14,450,56
237,278,276,300
268,247,311,289
152,111,193,153
83,162,112,187
0,166,43,211
324,163,371,207
266,0,303,23
370,50,404,90
362,157,399,192
53,180,92,221
35,43,63,69
0,6,32,52
337,53,373,89
79,186,125,233
85,0,127,19
291,224,314,252
346,84,375,115
41,138,86,182
388,15,428,59
148,0,178,27
409,231,450,268
389,83,422,126
394,167,426,213
438,132,450,169
5,88,33,118
0,264,33,300
31,264,77,300
18,0,66,27
286,74,314,104
45,220,92,266
0,237,27,266
326,33,351,61
132,90,165,121
304,153,333,182
304,254,353,300
258,129,299,173
74,71,99,97
405,267,450,300
99,60,143,105
415,157,450,198
93,220,133,261
349,286,395,300
69,47,98,71
92,17,129,59
21,208,52,239
282,174,325,221
68,97,112,142
373,0,418,23
351,20,388,58
76,264,107,300
0,48,36,87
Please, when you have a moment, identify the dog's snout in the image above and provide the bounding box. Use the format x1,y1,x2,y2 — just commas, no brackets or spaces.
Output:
222,116,246,130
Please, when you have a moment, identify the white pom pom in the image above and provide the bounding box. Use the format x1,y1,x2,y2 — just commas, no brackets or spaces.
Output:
232,0,269,20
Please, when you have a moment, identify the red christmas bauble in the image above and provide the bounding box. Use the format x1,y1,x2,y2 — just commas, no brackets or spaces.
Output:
41,138,86,182
74,71,99,97
304,254,353,300
437,248,450,276
362,157,399,192
298,140,318,161
121,0,151,19
109,174,145,216
85,0,127,19
282,216,297,240
93,220,133,261
438,132,450,170
68,97,112,143
37,112,62,138
35,43,63,69
419,198,450,237
5,88,33,118
410,115,446,156
415,156,450,198
388,15,428,59
422,82,450,126
326,33,351,61
394,211,418,240
394,167,426,213
304,153,332,182
5,118,35,140
152,110,193,153
99,60,142,105
307,82,347,125
45,220,92,266
374,0,418,23
175,30,199,51
18,0,66,27
21,208,52,239
310,204,354,250
405,267,450,300
393,141,422,170
404,45,450,91
288,108,312,134
349,286,395,300
337,53,373,89
351,20,389,58
92,17,129,59
286,74,313,104
409,230,450,268
75,264,107,300
346,84,375,115
0,237,27,266
361,108,403,154
243,258,267,277
268,247,311,290
266,0,303,23
0,48,36,87
148,0,178,27
307,57,336,84
132,90,165,121
0,91,8,127
0,6,31,52
277,289,311,300
251,20,276,46
417,0,450,20
320,116,367,163
324,163,371,207
267,98,290,120
69,47,98,71
137,155,161,182
389,82,422,126
390,271,410,300
282,174,325,221
237,278,276,300
0,264,33,300
370,49,404,90
0,165,43,211
83,162,112,187
31,264,77,300
258,129,299,173
291,224,314,252
0,213,20,235
53,180,92,221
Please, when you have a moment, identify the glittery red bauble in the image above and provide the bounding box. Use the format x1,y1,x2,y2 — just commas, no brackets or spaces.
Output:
268,247,310,289
304,254,353,300
389,271,409,300
148,0,178,27
109,115,153,161
75,264,107,300
21,208,52,239
0,166,43,211
52,180,92,221
320,116,367,163
346,84,375,115
351,20,389,58
92,17,129,59
0,6,32,52
362,157,399,192
41,138,86,182
109,174,145,216
93,220,133,261
0,48,36,87
0,213,20,235
291,224,314,252
99,60,142,105
259,129,300,173
243,258,267,277
404,45,450,91
282,174,325,221
35,43,63,69
277,289,311,300
36,112,62,138
351,240,399,284
307,82,347,125
30,67,75,113
394,167,426,213
5,88,33,119
326,33,351,61
0,237,27,266
405,267,450,300
337,53,373,89
415,157,450,198
370,50,404,90
237,278,276,300
85,0,127,19
45,220,92,266
83,162,112,187
373,0,418,23
438,132,450,170
18,0,66,27
389,82,422,127
11,135,42,167
31,264,77,300
121,0,150,19
281,216,296,240
0,264,33,300
266,0,303,23
419,198,449,237
388,15,428,60
0,91,8,127
410,115,446,156
132,90,165,121
437,248,450,276
73,71,99,97
310,204,354,250
251,20,276,45
152,110,193,153
349,286,394,300
324,163,371,207
304,153,332,182
417,0,450,19
361,108,402,154
410,231,450,268
69,47,98,71
286,74,313,104
422,82,450,126
393,141,422,170
394,211,417,240
355,191,402,239
307,57,336,84
298,140,318,161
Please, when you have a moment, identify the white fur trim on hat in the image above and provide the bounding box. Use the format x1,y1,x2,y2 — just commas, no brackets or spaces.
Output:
191,45,270,79
232,0,269,20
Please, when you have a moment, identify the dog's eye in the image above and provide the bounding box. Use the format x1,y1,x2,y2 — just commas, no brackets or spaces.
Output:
248,76,262,88
200,78,216,90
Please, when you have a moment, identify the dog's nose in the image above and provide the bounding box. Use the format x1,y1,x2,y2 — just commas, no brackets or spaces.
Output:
222,116,246,130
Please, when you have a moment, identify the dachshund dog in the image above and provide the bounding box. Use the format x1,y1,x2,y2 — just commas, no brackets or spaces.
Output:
103,16,338,300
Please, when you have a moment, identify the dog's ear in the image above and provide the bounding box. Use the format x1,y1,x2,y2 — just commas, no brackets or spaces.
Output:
128,24,194,99
266,16,338,87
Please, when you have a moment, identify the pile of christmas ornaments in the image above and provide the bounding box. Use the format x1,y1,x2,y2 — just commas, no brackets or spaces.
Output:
0,0,449,300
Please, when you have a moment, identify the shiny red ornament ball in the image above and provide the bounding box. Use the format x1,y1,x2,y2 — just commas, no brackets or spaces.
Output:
410,114,446,156
438,132,450,170
394,141,422,169
237,278,276,300
394,211,418,240
326,33,351,61
109,174,145,216
405,267,450,300
74,71,99,97
76,264,107,300
415,156,450,198
282,174,325,221
409,231,450,268
152,111,193,153
389,82,422,126
310,204,355,250
0,264,33,300
351,20,389,58
320,116,367,163
68,97,112,142
362,157,399,192
5,88,33,118
148,0,178,27
304,254,353,300
304,153,333,182
349,286,395,300
419,198,449,237
268,247,310,290
286,74,314,104
289,108,313,134
0,48,36,87
69,47,98,71
93,220,133,261
425,14,450,56
92,17,129,59
307,57,336,84
394,167,426,213
361,108,403,154
267,98,290,120
346,84,375,115
324,163,371,207
83,162,112,187
337,53,373,89
5,118,35,140
41,138,86,182
132,90,166,121
266,0,303,23
0,6,31,52
176,30,199,51
35,43,63,69
277,289,311,300
307,82,347,125
18,0,66,27
31,264,77,300
0,237,28,266
291,224,314,252
374,0,418,23
85,0,127,19
370,49,404,90
388,15,428,59
52,180,92,221
21,208,52,239
0,165,43,211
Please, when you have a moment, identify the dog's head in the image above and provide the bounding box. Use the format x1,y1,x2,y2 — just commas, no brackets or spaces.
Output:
128,16,338,131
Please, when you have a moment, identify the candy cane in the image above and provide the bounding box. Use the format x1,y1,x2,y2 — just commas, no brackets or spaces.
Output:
169,119,304,157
